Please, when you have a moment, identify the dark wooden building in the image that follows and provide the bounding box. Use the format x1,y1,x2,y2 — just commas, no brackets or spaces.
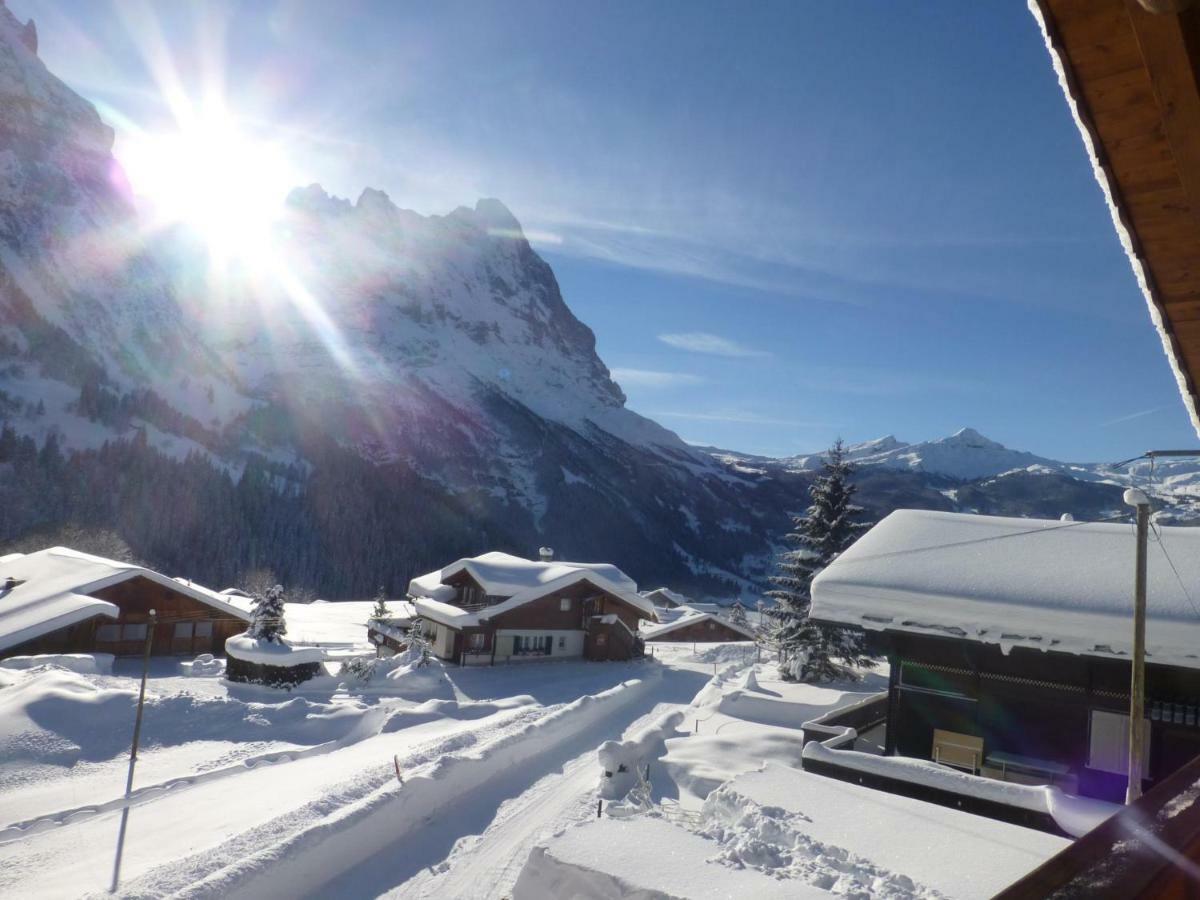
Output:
0,547,250,659
812,509,1200,803
642,610,756,644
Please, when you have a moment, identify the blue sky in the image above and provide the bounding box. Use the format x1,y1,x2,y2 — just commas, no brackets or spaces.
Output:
14,0,1200,460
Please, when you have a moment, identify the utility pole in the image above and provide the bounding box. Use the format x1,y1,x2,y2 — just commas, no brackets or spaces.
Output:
110,609,156,893
1124,490,1150,805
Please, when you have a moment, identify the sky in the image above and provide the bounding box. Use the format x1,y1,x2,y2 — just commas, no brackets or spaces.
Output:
11,0,1200,461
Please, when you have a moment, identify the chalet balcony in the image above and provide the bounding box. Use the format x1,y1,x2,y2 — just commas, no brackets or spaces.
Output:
799,695,1115,837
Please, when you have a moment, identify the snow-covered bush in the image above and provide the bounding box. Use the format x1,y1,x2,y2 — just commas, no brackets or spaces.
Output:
249,584,287,642
369,586,390,623
225,633,322,688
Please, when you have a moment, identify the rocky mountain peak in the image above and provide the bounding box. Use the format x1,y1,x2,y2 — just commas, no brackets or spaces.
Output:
941,427,1004,450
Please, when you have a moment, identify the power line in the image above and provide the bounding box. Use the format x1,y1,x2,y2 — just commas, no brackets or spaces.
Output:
836,511,1134,568
1148,521,1200,622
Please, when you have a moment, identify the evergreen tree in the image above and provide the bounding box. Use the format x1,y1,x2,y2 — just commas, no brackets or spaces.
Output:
249,583,287,642
729,599,748,626
370,585,390,622
767,439,873,682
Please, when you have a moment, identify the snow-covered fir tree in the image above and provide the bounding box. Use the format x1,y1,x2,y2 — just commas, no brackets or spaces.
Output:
371,586,390,622
729,599,748,626
249,583,287,643
767,439,873,682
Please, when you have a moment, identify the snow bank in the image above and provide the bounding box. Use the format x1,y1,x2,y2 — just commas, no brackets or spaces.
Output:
224,634,324,666
701,763,1070,898
513,817,803,899
0,666,377,778
0,653,113,675
176,672,662,899
598,708,685,803
802,743,1117,837
181,653,224,677
717,689,813,729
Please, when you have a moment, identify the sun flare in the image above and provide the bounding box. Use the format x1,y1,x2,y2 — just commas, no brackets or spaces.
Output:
118,111,298,262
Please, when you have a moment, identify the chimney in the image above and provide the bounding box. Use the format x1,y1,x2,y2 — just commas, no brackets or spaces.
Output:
538,546,554,562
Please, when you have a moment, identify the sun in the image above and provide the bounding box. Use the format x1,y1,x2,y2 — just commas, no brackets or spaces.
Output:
118,110,298,263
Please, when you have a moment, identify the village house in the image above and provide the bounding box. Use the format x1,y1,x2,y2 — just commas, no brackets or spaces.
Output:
642,608,756,644
640,587,690,609
810,509,1200,804
407,550,657,665
0,546,251,659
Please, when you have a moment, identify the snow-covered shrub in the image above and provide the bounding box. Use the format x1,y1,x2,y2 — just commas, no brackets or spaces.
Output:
249,584,287,642
225,633,322,688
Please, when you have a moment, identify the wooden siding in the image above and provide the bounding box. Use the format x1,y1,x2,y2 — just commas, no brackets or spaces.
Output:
1037,0,1200,429
4,576,246,659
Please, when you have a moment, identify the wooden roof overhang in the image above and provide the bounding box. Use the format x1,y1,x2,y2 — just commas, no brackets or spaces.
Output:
1033,0,1200,437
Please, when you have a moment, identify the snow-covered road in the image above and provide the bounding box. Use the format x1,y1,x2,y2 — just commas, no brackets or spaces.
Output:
0,654,734,899
375,667,713,899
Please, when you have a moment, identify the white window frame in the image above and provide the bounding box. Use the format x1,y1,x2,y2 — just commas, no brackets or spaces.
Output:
1088,708,1150,777
560,598,571,612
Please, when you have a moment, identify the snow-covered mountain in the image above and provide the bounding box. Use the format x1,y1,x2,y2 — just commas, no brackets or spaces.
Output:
0,6,775,596
0,6,1193,598
783,428,1064,481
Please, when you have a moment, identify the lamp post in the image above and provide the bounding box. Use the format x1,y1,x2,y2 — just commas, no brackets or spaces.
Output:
1124,489,1150,805
110,608,155,892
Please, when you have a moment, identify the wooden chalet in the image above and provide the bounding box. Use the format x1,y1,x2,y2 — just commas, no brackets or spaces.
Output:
408,551,657,665
811,510,1200,803
642,609,756,644
0,546,250,659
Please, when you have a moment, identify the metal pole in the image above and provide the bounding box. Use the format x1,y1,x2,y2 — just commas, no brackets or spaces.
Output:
110,609,155,893
1125,493,1150,805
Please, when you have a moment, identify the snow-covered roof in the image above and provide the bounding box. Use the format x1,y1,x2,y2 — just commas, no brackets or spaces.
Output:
642,610,756,641
411,551,637,598
0,547,249,652
408,552,654,623
413,568,657,629
812,509,1200,668
642,586,689,607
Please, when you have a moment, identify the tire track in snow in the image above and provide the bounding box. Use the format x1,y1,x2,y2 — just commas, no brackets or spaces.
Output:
87,704,547,900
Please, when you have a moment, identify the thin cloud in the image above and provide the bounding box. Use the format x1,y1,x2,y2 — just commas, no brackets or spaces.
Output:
651,410,829,427
658,332,770,358
1102,406,1168,427
610,368,706,388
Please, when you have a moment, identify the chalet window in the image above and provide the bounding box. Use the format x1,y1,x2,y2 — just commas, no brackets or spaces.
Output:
96,624,121,642
560,598,571,612
1088,709,1150,777
468,632,486,650
122,623,147,640
513,635,552,655
558,636,565,649
174,623,194,639
708,621,715,630
194,621,213,638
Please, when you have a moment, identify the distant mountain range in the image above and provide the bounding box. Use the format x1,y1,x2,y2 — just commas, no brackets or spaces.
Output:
0,5,1194,600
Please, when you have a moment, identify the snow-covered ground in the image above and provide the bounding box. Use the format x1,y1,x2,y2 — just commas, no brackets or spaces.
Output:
0,645,1066,898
